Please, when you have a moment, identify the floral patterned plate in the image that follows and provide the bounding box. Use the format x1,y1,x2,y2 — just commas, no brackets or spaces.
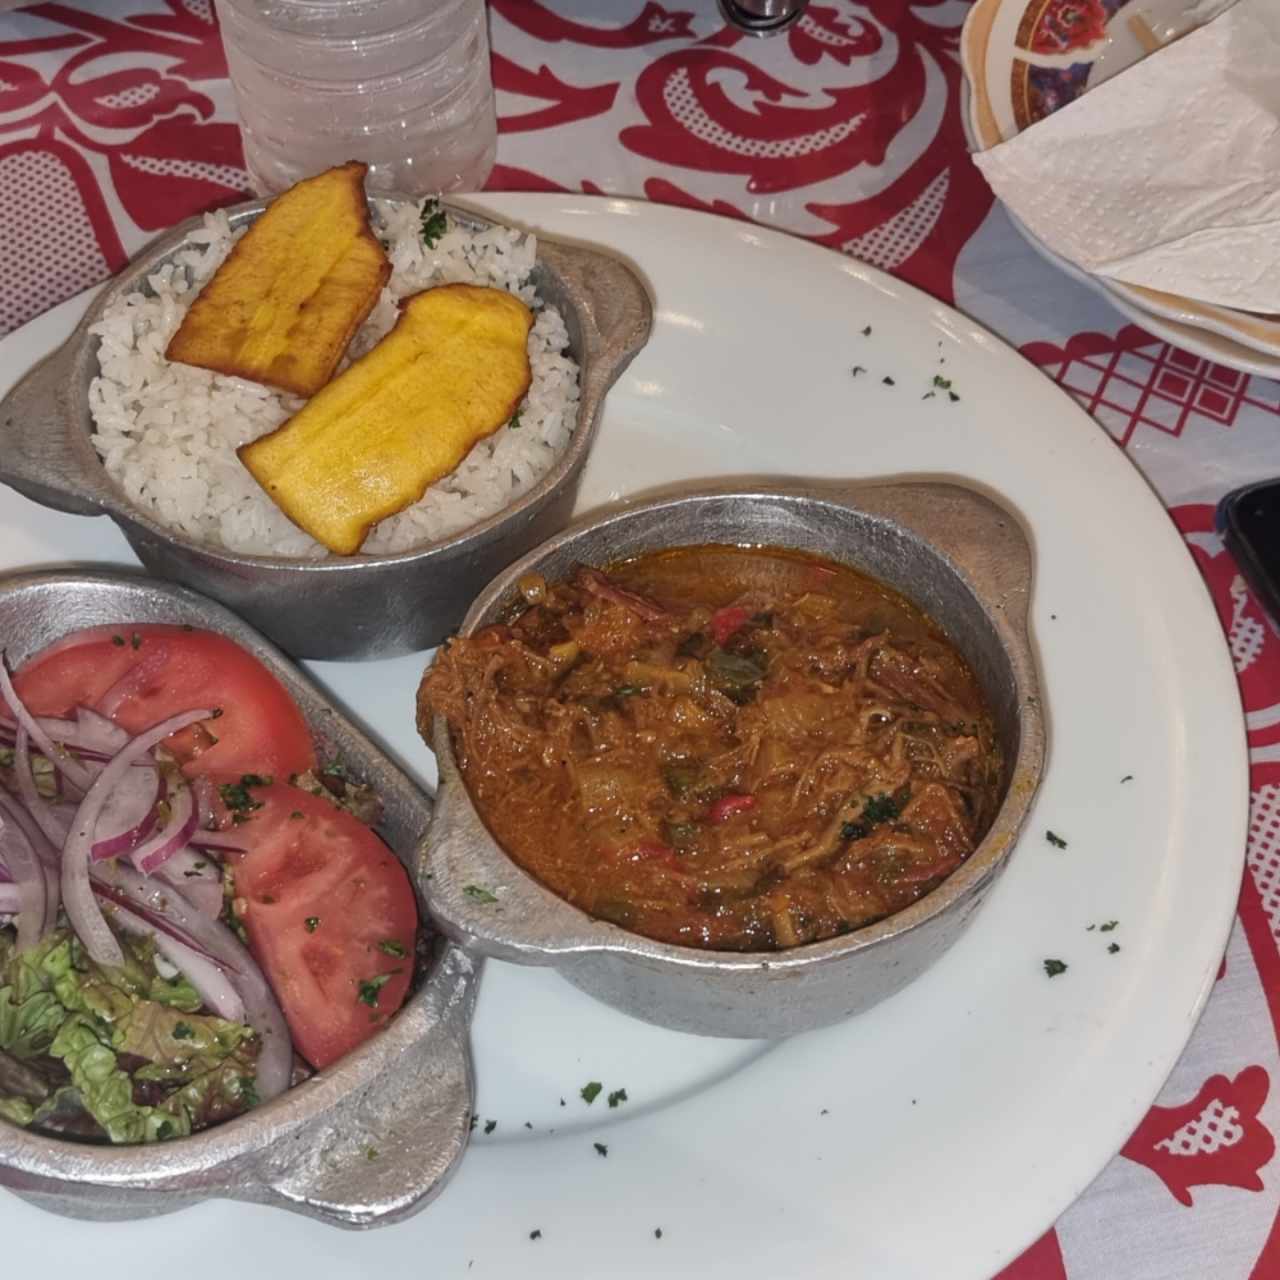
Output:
960,0,1280,367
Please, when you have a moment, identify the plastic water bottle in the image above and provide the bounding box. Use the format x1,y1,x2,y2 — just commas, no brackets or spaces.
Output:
214,0,497,196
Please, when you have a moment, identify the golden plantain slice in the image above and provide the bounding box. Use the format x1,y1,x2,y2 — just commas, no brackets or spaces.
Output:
165,161,390,398
238,283,534,555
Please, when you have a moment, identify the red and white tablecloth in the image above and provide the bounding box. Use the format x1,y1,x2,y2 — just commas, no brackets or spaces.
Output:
1,2,1278,1274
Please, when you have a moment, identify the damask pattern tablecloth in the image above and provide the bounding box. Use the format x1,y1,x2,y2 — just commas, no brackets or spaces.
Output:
1,2,1277,1275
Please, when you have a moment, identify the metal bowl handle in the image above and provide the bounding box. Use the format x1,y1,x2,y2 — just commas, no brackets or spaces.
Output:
534,236,652,434
0,341,106,518
241,947,478,1228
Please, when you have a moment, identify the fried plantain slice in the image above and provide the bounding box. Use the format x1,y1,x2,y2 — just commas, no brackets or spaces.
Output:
238,283,534,555
165,161,390,398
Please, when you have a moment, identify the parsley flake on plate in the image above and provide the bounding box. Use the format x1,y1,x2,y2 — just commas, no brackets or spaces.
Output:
593,1142,608,1158
1045,830,1068,849
580,1080,603,1105
607,1088,628,1109
1043,958,1068,978
463,884,499,904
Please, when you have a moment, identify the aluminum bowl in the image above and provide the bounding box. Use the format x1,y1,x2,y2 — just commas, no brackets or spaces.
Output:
0,200,651,660
419,480,1045,1039
0,568,478,1226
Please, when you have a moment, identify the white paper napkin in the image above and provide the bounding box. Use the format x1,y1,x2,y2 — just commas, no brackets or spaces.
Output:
973,0,1280,312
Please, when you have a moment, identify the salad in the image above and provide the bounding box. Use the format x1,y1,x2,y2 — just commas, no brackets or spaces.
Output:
0,624,418,1143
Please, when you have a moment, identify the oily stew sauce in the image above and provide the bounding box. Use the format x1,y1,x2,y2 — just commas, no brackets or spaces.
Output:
418,546,1002,951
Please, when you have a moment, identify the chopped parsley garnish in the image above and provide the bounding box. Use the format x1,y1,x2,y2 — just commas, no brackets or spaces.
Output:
358,973,393,1006
1043,958,1068,978
882,375,895,386
607,1088,628,1109
1099,920,1119,932
1121,774,1134,783
131,632,142,650
304,916,320,933
861,325,872,336
655,1228,663,1240
948,391,960,403
932,374,952,390
378,939,407,957
111,634,125,647
593,1142,608,1157
842,791,905,842
1045,830,1068,849
365,1146,379,1161
156,1120,174,1139
219,774,272,814
851,365,866,377
1108,942,1121,954
529,1229,542,1241
484,1119,497,1135
463,884,499,904
580,1080,603,1105
172,1021,195,1040
239,1076,260,1107
420,198,448,248
509,410,523,430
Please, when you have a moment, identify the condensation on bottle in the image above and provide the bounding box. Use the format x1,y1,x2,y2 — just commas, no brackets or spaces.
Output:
214,0,497,196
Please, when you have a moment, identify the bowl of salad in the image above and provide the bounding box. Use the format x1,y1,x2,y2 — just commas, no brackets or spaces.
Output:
0,568,478,1226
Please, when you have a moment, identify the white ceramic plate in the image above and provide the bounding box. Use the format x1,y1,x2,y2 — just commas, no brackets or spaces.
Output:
0,195,1246,1279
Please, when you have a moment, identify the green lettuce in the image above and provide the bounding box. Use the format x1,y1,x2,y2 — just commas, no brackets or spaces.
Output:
0,1095,34,1126
0,923,257,1143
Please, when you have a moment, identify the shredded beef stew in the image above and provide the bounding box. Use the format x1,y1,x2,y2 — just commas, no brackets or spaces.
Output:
418,546,1002,951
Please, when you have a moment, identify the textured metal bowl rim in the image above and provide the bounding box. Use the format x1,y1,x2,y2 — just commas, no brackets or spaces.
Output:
0,194,650,574
0,568,478,1224
423,479,1044,978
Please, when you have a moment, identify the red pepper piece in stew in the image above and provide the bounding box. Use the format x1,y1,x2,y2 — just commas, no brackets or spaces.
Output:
709,605,752,648
708,793,756,824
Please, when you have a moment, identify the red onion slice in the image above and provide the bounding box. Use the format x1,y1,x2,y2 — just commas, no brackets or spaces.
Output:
131,783,197,875
89,764,162,861
0,658,95,792
0,808,47,952
154,844,223,917
73,706,130,755
13,725,65,849
63,708,211,968
100,863,292,1101
96,642,170,719
189,828,248,854
108,902,245,1024
0,786,59,939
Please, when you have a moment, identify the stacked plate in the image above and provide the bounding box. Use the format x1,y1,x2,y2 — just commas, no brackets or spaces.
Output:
961,0,1280,378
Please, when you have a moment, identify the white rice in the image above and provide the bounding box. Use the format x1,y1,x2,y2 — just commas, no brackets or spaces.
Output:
88,199,581,558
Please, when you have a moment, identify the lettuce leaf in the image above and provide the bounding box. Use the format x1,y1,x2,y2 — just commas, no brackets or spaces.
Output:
0,924,257,1143
0,1095,34,1126
49,1015,189,1143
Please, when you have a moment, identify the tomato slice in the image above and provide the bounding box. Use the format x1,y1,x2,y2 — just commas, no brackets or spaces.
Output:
9,625,315,784
226,783,418,1069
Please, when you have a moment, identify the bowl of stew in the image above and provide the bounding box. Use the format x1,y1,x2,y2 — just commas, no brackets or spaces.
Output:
416,481,1044,1038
